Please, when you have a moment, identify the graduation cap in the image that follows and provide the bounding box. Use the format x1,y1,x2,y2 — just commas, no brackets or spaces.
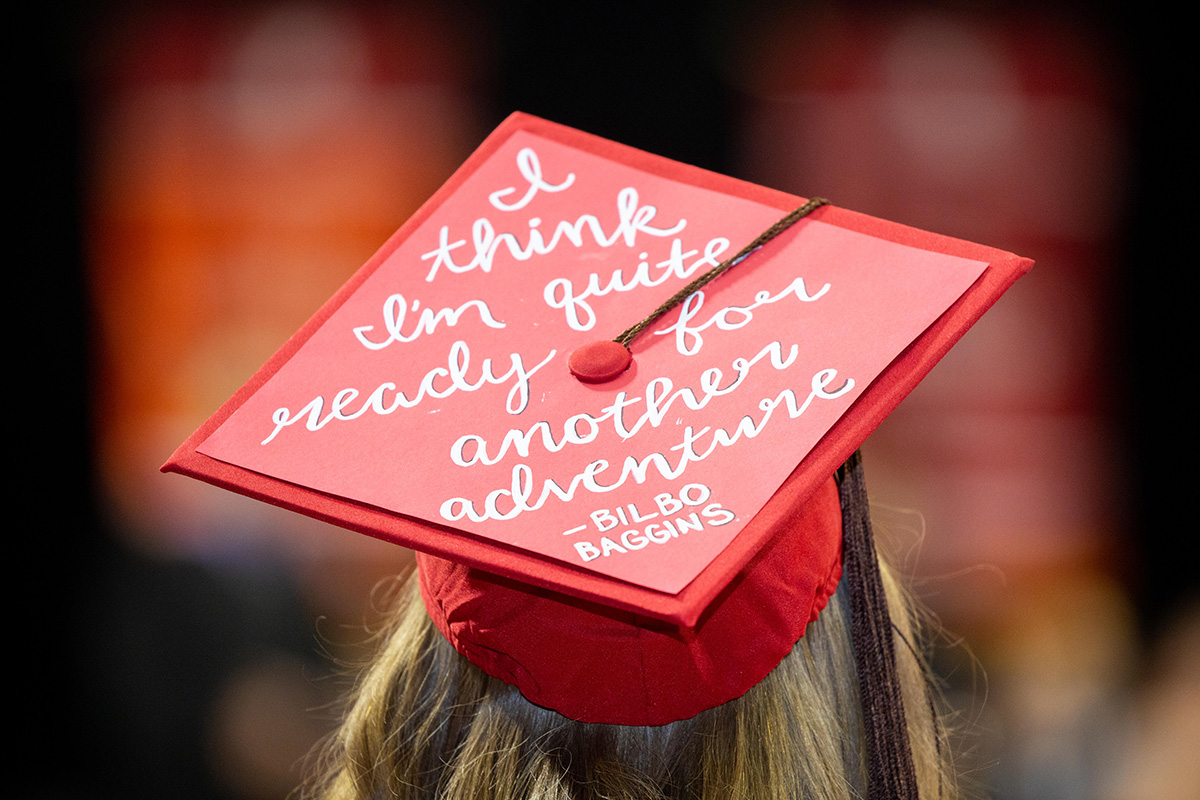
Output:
164,112,1031,793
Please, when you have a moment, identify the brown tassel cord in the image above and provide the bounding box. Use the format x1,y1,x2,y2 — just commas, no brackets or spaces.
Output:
838,450,920,800
613,197,829,349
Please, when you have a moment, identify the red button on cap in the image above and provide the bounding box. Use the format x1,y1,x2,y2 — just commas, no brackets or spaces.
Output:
568,341,632,383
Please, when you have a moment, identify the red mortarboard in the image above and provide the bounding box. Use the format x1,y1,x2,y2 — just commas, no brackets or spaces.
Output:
164,113,1031,730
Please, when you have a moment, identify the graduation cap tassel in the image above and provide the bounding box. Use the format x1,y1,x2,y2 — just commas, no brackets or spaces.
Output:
571,198,830,383
614,197,830,349
838,450,920,799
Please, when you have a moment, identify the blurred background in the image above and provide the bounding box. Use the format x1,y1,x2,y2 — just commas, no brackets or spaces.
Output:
28,2,1191,798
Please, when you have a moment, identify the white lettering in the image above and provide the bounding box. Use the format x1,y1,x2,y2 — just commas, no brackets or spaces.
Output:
590,508,618,532
702,503,735,526
543,237,728,331
488,147,576,212
565,500,737,563
353,294,505,350
621,529,649,550
599,537,628,557
422,187,687,282
574,541,601,562
657,277,832,355
441,368,854,522
654,493,683,515
451,341,798,464
262,342,557,445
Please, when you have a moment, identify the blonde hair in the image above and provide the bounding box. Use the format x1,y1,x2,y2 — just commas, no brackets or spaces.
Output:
307,558,958,800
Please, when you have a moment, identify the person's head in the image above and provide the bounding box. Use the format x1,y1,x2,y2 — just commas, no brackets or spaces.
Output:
157,113,1030,800
309,525,957,800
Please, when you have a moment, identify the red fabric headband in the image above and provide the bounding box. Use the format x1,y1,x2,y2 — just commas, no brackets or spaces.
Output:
418,475,843,726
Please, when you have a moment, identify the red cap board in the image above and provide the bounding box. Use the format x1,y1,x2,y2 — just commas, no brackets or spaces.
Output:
163,112,1032,724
